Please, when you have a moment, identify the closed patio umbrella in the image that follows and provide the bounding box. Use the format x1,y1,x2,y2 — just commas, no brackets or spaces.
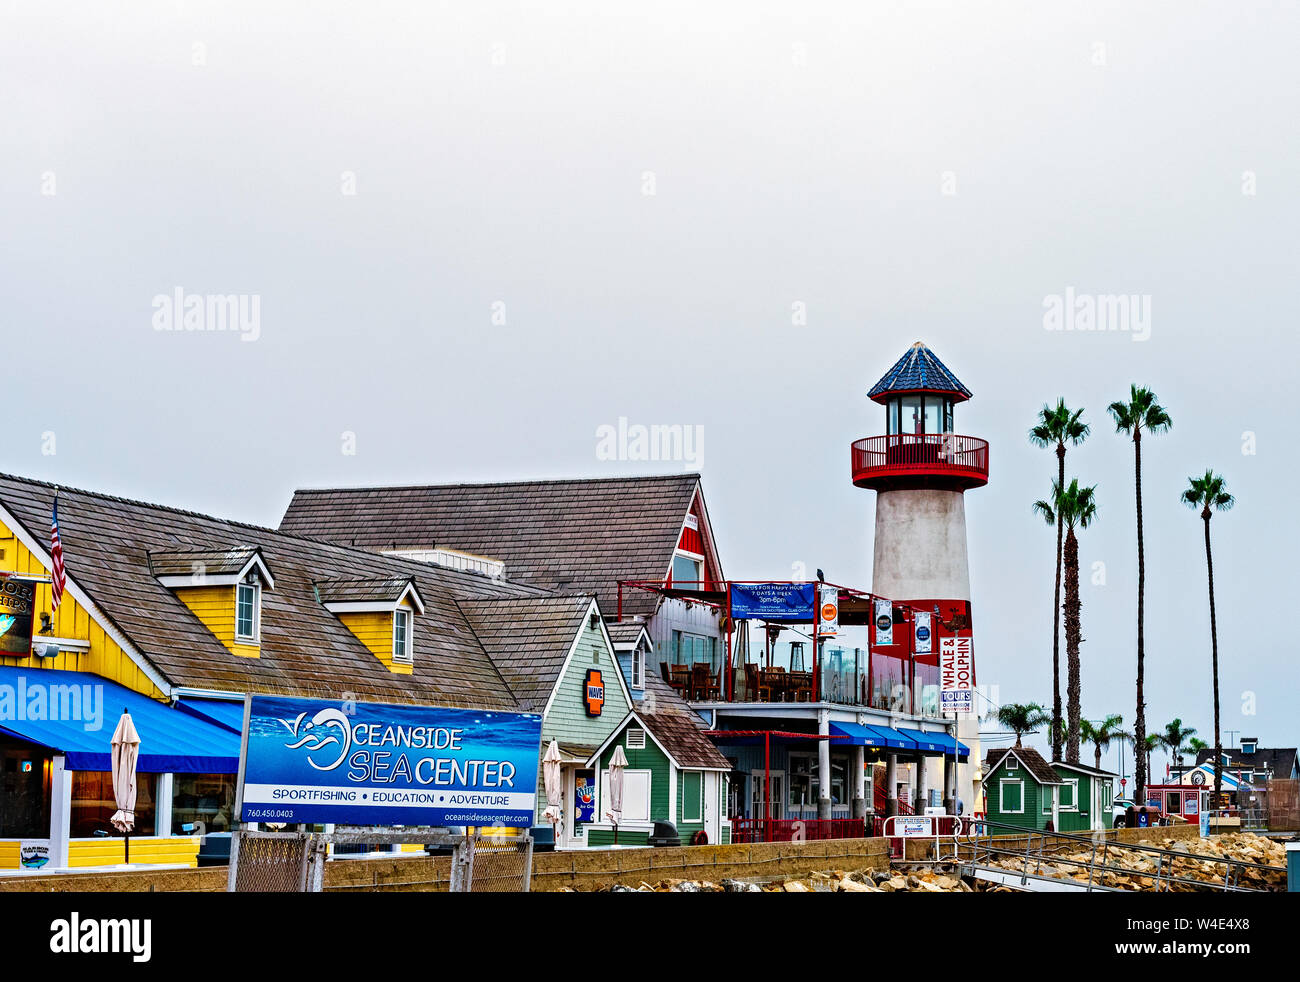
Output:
109,709,140,864
607,745,628,846
542,740,563,841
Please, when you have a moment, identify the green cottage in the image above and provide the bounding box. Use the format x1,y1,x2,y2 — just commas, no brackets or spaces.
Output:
982,747,1117,832
585,675,731,846
981,747,1064,832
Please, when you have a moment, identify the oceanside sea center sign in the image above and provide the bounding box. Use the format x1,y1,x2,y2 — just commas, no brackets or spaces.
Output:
236,695,544,827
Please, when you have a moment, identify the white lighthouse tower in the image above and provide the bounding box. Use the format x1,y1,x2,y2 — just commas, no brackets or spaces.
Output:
852,341,988,815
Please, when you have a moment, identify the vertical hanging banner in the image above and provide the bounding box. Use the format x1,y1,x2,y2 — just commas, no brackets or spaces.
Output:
817,584,839,637
913,611,932,655
939,635,974,715
873,599,893,647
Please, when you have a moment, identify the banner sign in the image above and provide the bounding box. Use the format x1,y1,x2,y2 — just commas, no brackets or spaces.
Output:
238,695,543,827
817,585,839,637
897,816,932,838
913,611,932,655
873,599,894,647
728,582,816,621
574,770,596,823
0,577,37,656
939,636,974,715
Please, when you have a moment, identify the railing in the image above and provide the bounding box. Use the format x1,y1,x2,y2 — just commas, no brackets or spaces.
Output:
851,433,989,489
729,817,867,843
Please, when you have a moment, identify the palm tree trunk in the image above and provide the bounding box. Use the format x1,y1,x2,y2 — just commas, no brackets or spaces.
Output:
1134,432,1147,802
1052,444,1066,762
1205,512,1222,800
1063,527,1082,763
1095,744,1102,772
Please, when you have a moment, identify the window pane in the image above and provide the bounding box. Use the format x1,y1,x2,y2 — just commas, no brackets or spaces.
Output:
672,554,700,585
236,585,255,638
901,396,922,434
922,397,941,434
887,400,901,434
172,773,237,834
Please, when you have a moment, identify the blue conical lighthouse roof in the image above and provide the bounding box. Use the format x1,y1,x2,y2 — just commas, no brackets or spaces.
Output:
868,341,972,404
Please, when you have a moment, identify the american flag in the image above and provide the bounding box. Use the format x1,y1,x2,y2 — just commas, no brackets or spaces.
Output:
50,494,66,611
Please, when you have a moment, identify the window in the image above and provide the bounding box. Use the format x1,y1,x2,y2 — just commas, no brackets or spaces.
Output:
886,399,901,434
1000,779,1024,813
1060,779,1078,811
235,582,260,643
172,773,237,834
682,771,703,823
1165,791,1182,815
672,553,702,587
626,727,646,750
1044,786,1054,814
1006,757,1019,771
631,643,644,689
72,771,157,836
600,769,651,823
1242,741,1256,754
392,608,412,663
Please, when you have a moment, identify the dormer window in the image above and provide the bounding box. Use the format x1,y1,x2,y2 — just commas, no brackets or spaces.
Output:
1242,740,1256,755
393,608,412,664
235,577,261,644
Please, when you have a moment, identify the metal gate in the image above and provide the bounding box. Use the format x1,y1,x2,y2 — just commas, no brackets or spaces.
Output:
228,829,533,893
227,831,323,892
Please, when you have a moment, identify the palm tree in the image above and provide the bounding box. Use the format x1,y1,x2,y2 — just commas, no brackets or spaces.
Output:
1108,385,1173,803
1029,400,1091,762
996,703,1051,748
1142,733,1163,786
1080,714,1124,772
1161,719,1198,772
1033,478,1099,763
1182,470,1235,800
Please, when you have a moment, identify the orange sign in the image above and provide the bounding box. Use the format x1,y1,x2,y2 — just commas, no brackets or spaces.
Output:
821,603,837,620
584,669,605,717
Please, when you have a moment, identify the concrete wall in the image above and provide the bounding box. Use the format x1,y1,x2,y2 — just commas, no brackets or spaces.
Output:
871,489,971,601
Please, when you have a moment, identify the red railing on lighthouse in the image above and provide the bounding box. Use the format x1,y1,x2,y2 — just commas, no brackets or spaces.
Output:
851,434,989,491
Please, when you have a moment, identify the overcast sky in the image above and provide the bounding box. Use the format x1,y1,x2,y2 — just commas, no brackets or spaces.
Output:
4,3,1297,772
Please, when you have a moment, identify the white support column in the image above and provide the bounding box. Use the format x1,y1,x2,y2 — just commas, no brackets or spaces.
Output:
817,710,832,820
49,755,72,869
852,745,866,819
916,759,929,812
1051,786,1060,832
943,756,957,815
155,772,174,837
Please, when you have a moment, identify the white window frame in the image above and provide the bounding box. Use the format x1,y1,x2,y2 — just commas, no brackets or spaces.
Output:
600,768,652,824
392,608,413,664
1059,778,1078,812
1000,779,1024,814
672,551,703,586
1006,757,1019,771
631,644,644,689
681,770,703,823
234,581,260,644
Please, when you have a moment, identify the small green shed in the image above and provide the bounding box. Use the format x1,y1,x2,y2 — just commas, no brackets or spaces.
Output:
1049,760,1117,832
981,746,1064,832
585,677,731,847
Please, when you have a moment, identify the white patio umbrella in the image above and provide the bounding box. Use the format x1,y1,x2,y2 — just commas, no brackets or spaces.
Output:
607,745,628,846
109,709,140,865
542,740,564,841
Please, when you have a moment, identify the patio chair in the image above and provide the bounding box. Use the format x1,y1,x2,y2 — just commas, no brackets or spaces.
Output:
744,663,770,702
692,663,720,701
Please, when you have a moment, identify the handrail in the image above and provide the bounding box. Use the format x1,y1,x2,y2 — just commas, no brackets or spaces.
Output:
851,433,989,488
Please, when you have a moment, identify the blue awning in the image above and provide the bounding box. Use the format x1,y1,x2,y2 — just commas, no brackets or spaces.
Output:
861,724,916,750
175,697,246,734
829,722,907,749
0,667,240,773
897,726,969,759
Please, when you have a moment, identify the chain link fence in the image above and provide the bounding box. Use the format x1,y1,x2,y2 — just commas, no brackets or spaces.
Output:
228,830,532,893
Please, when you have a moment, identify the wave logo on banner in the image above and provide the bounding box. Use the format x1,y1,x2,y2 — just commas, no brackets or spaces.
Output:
279,708,352,771
874,599,893,647
913,611,932,654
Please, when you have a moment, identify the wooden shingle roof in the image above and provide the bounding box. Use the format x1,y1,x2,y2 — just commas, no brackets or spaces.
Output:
635,674,730,770
456,595,595,714
984,746,1062,786
0,473,551,709
278,474,707,617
